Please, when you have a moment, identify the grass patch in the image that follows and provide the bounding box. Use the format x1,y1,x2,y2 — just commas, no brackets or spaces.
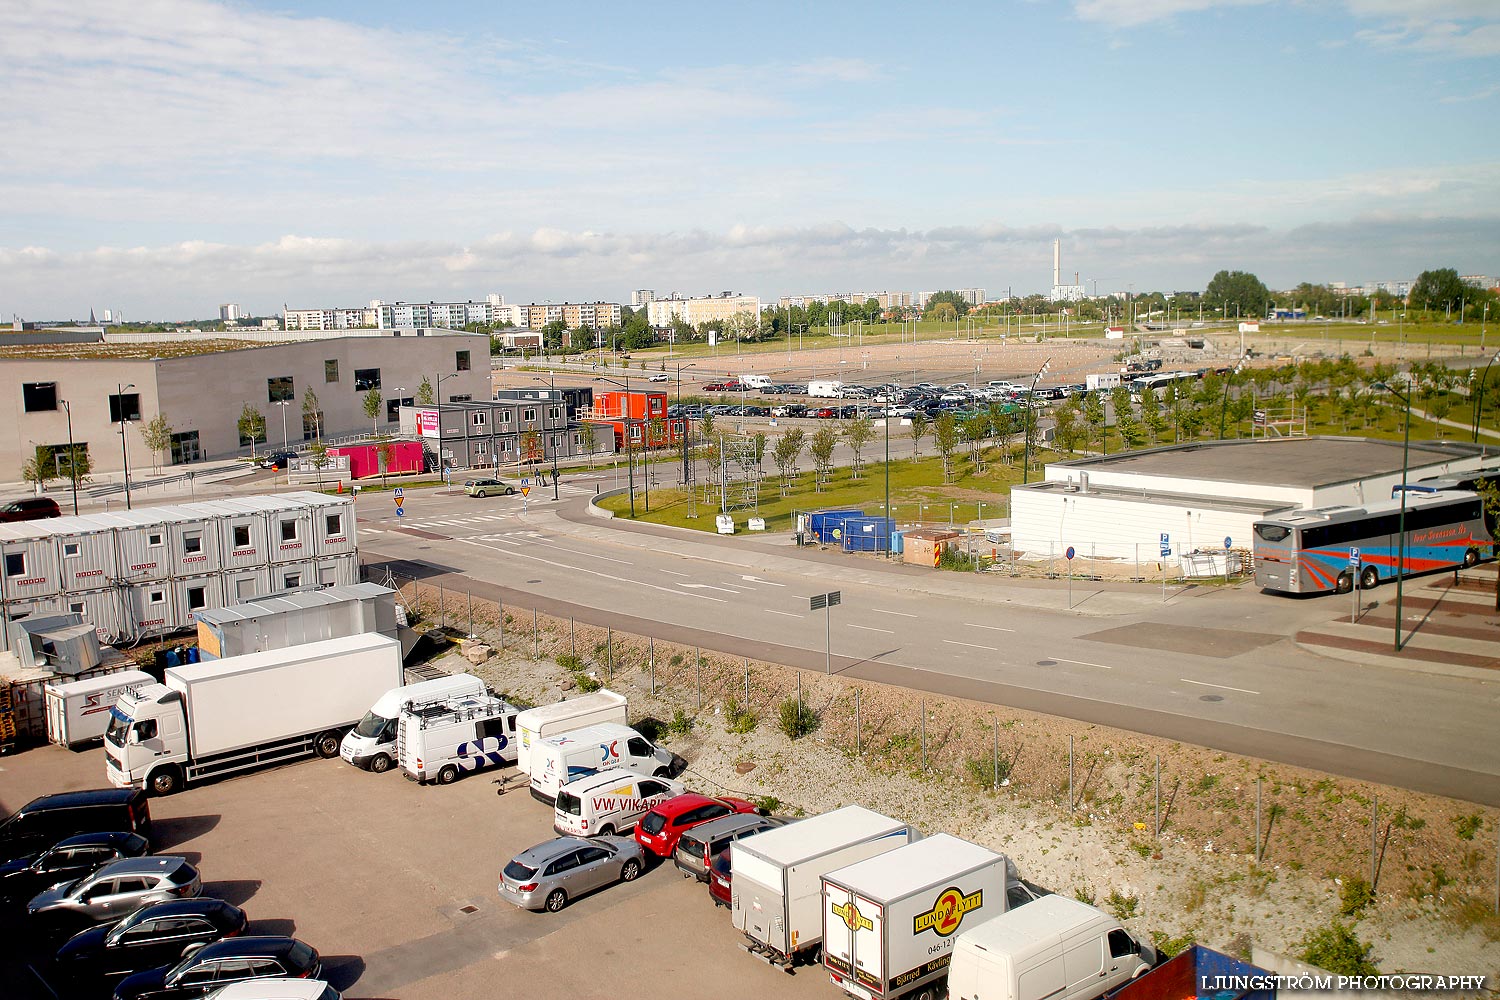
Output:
778,696,820,739
1339,876,1374,916
723,697,759,734
1106,890,1139,921
666,708,694,737
1299,921,1378,977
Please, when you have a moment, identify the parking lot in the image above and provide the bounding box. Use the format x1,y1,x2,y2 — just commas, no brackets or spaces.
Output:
0,745,833,999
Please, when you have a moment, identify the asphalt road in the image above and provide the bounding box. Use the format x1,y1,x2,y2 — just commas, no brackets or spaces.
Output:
356,485,1500,805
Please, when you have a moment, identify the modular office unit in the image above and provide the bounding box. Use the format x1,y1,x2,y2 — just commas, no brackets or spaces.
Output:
0,492,358,649
193,583,398,660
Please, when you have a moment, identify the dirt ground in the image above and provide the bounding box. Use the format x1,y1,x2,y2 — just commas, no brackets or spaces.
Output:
407,584,1500,980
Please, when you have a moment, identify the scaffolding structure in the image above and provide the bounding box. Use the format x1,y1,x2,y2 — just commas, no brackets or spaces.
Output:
719,435,763,513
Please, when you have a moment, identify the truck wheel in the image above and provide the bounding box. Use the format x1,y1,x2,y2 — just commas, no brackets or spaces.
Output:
545,889,567,912
369,753,392,774
314,731,341,758
913,988,938,1000
1359,566,1379,590
621,859,641,882
148,766,182,797
437,764,459,785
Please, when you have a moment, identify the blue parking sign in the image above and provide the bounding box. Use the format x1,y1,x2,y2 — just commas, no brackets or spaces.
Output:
1349,547,1360,568
1159,532,1170,557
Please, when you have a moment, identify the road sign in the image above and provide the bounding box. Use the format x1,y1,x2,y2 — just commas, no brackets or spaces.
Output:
1349,546,1361,568
394,496,404,509
1065,546,1076,561
522,478,530,487
1159,532,1170,557
395,507,405,518
520,487,530,497
809,590,842,612
393,487,404,498
1224,536,1232,550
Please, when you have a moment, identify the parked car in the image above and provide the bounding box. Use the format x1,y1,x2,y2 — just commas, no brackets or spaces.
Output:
27,856,201,941
203,982,340,1000
553,768,684,838
498,835,645,912
112,936,322,1000
811,407,837,419
707,847,732,907
635,794,759,858
52,898,247,992
0,497,61,521
0,789,152,865
647,373,669,382
672,813,785,882
256,452,297,471
463,478,515,498
0,831,151,905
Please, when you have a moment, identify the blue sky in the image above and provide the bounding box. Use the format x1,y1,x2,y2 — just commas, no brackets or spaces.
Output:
1,0,1497,319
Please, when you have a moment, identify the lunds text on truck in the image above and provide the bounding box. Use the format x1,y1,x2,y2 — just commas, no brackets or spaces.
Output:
515,690,628,776
734,805,917,969
104,633,404,795
821,833,1018,1000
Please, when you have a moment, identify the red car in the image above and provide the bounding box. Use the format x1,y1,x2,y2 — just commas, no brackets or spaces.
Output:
708,847,732,908
634,794,759,858
812,407,837,418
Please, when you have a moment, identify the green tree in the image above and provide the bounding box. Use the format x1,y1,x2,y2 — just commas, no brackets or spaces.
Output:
362,389,383,437
20,451,48,491
307,439,330,488
301,388,322,440
138,413,174,473
933,412,959,482
842,417,875,478
922,290,972,318
700,412,715,440
579,420,597,469
962,412,989,470
1410,268,1467,314
772,432,801,496
415,376,434,405
988,405,1018,466
1053,399,1083,453
1204,269,1271,318
1082,393,1105,450
907,412,928,461
238,403,267,457
810,426,837,491
540,319,566,351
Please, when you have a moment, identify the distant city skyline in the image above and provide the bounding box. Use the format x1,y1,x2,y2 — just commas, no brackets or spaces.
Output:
2,0,1497,319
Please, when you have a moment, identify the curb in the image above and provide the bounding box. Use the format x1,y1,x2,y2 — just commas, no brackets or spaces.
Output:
587,487,631,519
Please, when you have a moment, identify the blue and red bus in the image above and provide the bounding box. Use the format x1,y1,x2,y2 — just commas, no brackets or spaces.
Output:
1252,490,1494,594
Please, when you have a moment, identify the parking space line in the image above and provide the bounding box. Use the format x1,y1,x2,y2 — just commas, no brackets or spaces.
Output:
849,624,894,634
873,608,918,617
1180,677,1260,696
766,609,802,618
1051,657,1112,669
456,538,726,603
966,623,1015,632
661,569,690,578
942,639,998,651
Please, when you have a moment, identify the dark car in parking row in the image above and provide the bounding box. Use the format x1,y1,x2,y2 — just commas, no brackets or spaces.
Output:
0,497,62,521
0,831,151,905
113,935,322,1000
53,897,248,992
0,788,152,864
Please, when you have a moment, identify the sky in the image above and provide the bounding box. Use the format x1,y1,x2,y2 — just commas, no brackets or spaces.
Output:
1,0,1498,320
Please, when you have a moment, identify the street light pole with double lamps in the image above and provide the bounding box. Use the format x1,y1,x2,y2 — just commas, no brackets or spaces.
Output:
117,382,135,510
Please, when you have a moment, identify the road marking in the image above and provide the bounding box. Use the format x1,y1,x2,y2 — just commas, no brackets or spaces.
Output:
1051,657,1112,670
849,624,894,634
1180,678,1260,696
766,610,803,618
661,569,690,578
521,536,634,565
966,623,1015,632
455,538,726,603
942,639,998,651
680,582,742,594
741,575,786,587
873,608,918,618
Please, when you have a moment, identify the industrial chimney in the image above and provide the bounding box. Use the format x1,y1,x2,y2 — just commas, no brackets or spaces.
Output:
1053,240,1061,287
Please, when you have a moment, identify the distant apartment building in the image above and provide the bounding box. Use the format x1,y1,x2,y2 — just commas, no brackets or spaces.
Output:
1462,275,1492,290
646,293,760,327
631,289,656,307
776,291,914,310
957,287,986,306
282,305,379,331
375,296,507,329
506,301,622,330
219,303,242,323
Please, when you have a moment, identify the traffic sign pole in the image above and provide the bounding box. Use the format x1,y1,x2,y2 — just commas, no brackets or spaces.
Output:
1350,547,1361,623
1160,533,1170,603
1065,545,1076,609
1223,536,1233,588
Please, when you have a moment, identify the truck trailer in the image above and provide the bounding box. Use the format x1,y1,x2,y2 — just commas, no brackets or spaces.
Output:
822,833,1016,1000
104,633,404,795
45,670,156,748
514,689,628,776
734,805,917,968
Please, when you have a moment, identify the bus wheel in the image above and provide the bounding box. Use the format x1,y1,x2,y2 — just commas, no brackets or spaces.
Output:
1360,566,1379,590
1335,573,1354,594
1464,548,1480,567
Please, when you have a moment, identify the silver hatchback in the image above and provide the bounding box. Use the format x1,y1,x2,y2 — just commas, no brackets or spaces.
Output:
498,835,644,913
26,855,200,938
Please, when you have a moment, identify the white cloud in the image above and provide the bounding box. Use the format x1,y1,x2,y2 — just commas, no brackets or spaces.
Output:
1344,0,1500,57
1073,0,1271,28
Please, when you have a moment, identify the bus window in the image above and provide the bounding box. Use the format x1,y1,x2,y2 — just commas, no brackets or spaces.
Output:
1254,524,1290,543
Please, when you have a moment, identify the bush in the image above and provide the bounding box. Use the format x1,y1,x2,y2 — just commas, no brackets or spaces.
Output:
1454,813,1483,841
1339,876,1374,916
555,653,583,671
667,708,694,737
723,697,759,734
575,673,602,693
778,696,820,739
755,795,782,815
1105,890,1138,921
1299,921,1378,977
964,755,1012,788
1150,930,1196,959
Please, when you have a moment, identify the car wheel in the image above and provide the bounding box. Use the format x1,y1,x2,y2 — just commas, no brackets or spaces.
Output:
545,889,568,912
148,765,182,796
1334,572,1353,595
598,824,615,837
314,731,342,758
653,767,669,778
475,490,487,498
1464,547,1479,567
437,764,459,785
369,753,393,774
621,860,642,882
1359,566,1379,590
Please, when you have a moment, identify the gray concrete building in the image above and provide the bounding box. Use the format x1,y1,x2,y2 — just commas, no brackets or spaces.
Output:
0,332,491,477
398,393,615,472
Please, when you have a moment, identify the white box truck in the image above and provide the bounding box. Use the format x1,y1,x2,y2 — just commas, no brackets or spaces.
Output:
822,833,1017,1000
341,672,487,772
1085,373,1122,391
734,805,917,969
45,670,155,748
104,633,404,795
527,722,686,804
740,374,773,390
515,689,628,776
808,380,844,399
397,693,521,785
947,895,1155,1000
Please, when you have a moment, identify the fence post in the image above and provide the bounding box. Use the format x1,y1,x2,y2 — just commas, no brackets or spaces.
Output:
498,599,504,650
467,590,473,635
1255,778,1262,863
744,658,750,706
1370,796,1379,888
532,607,538,660
695,647,702,709
920,699,926,770
1154,755,1160,839
438,582,445,628
993,717,1000,790
855,689,861,757
570,618,575,660
607,627,613,681
649,636,655,696
797,672,802,716
411,579,420,614
1068,735,1075,812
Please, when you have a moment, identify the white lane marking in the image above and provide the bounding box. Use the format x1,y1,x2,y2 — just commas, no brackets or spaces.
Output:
1180,678,1260,696
741,575,786,587
521,537,634,566
681,582,743,594
1051,657,1112,670
966,623,1015,632
455,538,725,603
661,569,690,578
942,639,998,651
766,610,803,618
849,624,895,634
873,608,919,618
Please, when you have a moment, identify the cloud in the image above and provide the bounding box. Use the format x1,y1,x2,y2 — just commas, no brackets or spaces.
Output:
1073,0,1271,28
1344,1,1500,57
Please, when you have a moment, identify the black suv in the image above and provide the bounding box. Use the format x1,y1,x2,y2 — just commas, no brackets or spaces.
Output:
113,936,322,999
0,789,151,863
0,831,150,905
53,898,248,992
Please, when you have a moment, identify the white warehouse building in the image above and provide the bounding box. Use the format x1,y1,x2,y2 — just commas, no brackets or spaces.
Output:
1009,437,1493,562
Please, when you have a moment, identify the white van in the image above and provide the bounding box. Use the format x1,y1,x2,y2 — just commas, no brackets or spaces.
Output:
807,380,843,398
740,374,773,390
515,689,628,776
553,767,684,837
947,895,1155,1000
342,673,487,772
397,694,521,785
528,722,686,804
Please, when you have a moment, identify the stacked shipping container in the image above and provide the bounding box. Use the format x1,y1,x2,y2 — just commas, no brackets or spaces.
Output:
0,492,357,649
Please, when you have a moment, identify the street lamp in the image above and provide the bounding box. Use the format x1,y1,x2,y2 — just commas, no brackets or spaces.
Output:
60,399,78,515
1022,358,1051,484
531,373,562,500
274,399,292,450
1473,350,1500,443
117,382,135,510
675,361,697,403
434,371,456,480
1218,352,1251,439
596,375,637,517
1371,381,1412,652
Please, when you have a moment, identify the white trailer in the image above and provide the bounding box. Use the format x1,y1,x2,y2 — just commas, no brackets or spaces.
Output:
808,380,844,399
822,834,1015,1000
104,632,403,795
45,670,156,748
734,805,917,968
515,689,628,775
1085,373,1122,391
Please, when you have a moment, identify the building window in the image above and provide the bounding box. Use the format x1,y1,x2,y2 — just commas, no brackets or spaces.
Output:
267,375,294,403
549,406,562,421
628,425,642,441
63,542,80,558
149,590,165,605
283,572,302,589
69,602,85,615
108,392,141,422
472,411,487,427
354,368,381,391
238,419,266,448
280,519,298,542
5,553,25,577
386,396,413,423
187,586,207,611
22,382,58,412
233,525,252,549
475,440,488,456
169,431,201,464
183,534,202,554
456,350,471,371
148,532,163,547
324,359,339,383
325,514,343,536
302,411,323,441
522,407,536,422
498,410,512,425
450,394,472,403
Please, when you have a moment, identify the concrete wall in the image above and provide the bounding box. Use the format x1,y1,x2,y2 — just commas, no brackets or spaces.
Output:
1010,487,1266,561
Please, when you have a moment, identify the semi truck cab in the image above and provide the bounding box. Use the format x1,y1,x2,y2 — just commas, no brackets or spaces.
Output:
105,686,187,795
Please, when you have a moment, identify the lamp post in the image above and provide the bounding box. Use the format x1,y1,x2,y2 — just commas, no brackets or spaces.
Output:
1473,350,1500,443
1372,381,1412,652
1218,352,1250,439
675,361,697,402
274,399,291,450
435,371,456,480
884,392,891,559
1022,358,1051,484
532,373,562,500
61,399,78,515
597,375,636,518
117,382,135,510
